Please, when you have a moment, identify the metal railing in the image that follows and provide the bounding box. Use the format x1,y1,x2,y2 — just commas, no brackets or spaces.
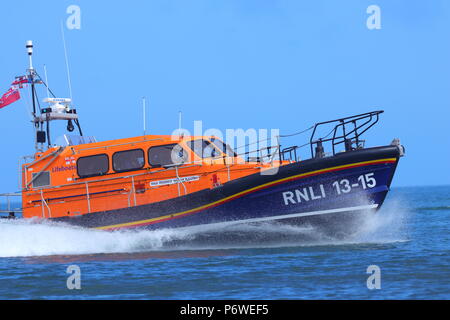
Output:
309,110,383,157
275,110,384,161
0,193,22,218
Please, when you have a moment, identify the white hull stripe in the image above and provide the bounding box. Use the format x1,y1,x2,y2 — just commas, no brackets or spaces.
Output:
175,204,379,231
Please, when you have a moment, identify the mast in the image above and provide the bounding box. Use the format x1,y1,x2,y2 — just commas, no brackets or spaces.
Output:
25,40,84,154
26,41,42,153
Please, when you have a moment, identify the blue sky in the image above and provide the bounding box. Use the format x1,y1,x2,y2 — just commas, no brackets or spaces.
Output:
0,0,449,192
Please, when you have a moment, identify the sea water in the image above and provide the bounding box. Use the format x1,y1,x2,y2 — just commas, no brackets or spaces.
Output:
0,186,448,299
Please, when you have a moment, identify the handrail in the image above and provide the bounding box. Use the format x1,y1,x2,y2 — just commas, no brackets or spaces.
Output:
131,176,137,206
0,193,22,215
76,137,165,153
30,188,126,203
85,182,91,213
40,189,52,218
175,166,187,196
27,163,203,193
309,110,383,157
24,149,58,169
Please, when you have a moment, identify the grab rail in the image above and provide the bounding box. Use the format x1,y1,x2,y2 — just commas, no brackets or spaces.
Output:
309,110,383,158
0,193,22,213
0,193,22,216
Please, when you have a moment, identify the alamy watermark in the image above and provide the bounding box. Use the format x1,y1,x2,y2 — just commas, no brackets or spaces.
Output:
366,265,381,290
366,5,381,30
66,265,81,290
66,5,81,30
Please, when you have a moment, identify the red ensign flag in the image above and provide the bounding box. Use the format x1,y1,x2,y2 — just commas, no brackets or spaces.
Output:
0,87,20,109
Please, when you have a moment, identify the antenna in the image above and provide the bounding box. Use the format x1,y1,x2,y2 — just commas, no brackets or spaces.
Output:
43,64,50,100
178,111,182,133
142,97,147,136
60,21,73,103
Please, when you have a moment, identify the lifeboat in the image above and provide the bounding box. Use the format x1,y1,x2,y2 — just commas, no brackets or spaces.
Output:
9,41,406,235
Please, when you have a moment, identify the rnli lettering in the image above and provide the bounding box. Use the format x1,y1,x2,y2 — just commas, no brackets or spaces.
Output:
282,185,326,205
282,173,377,206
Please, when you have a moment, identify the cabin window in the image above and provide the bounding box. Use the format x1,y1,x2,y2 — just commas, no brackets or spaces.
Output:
148,144,188,167
77,154,109,178
210,137,236,157
32,171,50,188
112,149,145,173
188,139,220,159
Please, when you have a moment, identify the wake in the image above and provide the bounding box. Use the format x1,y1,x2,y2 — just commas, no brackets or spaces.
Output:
0,199,410,258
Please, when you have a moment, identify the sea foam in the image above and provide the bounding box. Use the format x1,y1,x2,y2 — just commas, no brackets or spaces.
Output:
0,198,410,258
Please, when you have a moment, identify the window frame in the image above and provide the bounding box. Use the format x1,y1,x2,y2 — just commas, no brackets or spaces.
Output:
112,148,145,173
32,171,51,188
76,153,110,178
148,143,188,168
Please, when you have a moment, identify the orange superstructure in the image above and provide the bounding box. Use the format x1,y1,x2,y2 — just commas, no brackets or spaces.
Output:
21,135,283,220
